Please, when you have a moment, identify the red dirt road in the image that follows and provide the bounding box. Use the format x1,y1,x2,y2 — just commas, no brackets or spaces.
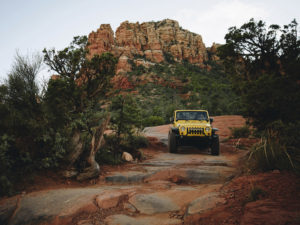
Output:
1,115,299,225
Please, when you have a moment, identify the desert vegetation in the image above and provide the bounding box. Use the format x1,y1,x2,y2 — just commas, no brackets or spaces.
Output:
219,19,300,172
0,18,299,197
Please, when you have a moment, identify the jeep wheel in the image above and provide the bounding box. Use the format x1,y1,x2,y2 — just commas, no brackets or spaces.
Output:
211,134,220,156
168,132,177,153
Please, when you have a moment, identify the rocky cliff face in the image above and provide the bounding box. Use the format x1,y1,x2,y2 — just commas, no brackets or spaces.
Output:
88,19,209,74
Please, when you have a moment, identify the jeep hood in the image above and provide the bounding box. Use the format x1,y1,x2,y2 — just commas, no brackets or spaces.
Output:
175,120,210,127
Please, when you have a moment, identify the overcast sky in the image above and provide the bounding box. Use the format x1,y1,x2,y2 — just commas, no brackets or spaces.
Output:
0,0,299,81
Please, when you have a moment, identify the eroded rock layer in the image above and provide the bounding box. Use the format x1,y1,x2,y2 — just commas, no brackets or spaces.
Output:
88,19,208,73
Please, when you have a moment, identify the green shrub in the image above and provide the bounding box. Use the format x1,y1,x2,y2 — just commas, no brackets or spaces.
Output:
127,135,149,149
0,135,14,196
218,19,300,132
95,134,122,165
230,126,251,138
163,52,175,63
96,134,149,165
36,131,68,169
135,65,147,75
95,148,122,165
118,135,149,156
0,176,13,197
122,135,148,160
142,116,165,127
249,120,300,172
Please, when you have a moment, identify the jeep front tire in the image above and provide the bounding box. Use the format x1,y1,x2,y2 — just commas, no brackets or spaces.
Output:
168,132,177,153
211,134,220,156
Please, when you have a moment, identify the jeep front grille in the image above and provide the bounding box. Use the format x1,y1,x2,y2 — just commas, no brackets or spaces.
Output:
187,127,204,135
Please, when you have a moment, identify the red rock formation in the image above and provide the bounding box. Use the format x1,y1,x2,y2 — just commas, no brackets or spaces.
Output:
111,75,134,90
207,42,221,61
87,24,114,59
87,19,208,73
116,55,132,74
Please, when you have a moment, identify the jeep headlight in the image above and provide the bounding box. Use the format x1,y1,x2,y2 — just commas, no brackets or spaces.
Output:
205,127,211,132
180,126,185,132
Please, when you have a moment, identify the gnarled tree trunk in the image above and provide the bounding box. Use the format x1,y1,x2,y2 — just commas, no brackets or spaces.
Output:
76,114,110,181
61,129,83,178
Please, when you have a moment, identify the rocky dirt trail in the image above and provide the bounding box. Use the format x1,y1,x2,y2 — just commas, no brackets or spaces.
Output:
1,115,283,225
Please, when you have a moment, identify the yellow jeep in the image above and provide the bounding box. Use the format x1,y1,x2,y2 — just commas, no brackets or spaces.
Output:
168,110,219,155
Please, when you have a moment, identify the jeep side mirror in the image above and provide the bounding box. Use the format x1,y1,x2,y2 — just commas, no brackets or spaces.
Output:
170,117,174,123
209,118,214,123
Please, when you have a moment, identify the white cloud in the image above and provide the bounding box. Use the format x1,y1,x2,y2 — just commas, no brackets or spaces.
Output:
174,0,269,46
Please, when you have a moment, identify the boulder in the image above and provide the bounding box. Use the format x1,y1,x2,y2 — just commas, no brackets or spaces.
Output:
96,191,127,209
122,152,133,162
129,193,179,214
186,192,226,215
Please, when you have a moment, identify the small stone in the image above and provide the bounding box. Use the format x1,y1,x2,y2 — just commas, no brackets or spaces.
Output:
96,191,127,209
61,168,78,178
272,169,280,174
122,152,134,162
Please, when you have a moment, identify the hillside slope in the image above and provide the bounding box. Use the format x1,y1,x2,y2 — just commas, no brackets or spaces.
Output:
84,19,240,120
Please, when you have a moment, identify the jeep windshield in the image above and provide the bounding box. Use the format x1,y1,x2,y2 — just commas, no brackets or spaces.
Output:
176,111,208,121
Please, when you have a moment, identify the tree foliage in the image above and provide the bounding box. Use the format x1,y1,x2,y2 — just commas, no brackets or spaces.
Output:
218,18,300,171
43,36,117,180
43,36,117,108
0,52,66,196
0,36,118,196
128,58,241,123
111,94,142,139
43,36,88,79
218,18,300,130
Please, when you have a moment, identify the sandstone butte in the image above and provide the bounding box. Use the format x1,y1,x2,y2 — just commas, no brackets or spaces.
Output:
87,19,217,74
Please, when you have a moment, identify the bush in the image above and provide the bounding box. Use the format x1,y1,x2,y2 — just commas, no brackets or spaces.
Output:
118,135,149,156
122,135,148,160
127,135,149,149
0,176,13,197
95,134,122,165
95,148,123,165
249,120,300,172
230,126,251,138
163,52,175,63
0,135,14,196
218,19,300,131
142,116,165,127
96,134,149,165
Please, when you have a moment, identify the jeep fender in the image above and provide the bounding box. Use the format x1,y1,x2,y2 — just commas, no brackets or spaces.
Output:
212,128,219,135
170,127,179,135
